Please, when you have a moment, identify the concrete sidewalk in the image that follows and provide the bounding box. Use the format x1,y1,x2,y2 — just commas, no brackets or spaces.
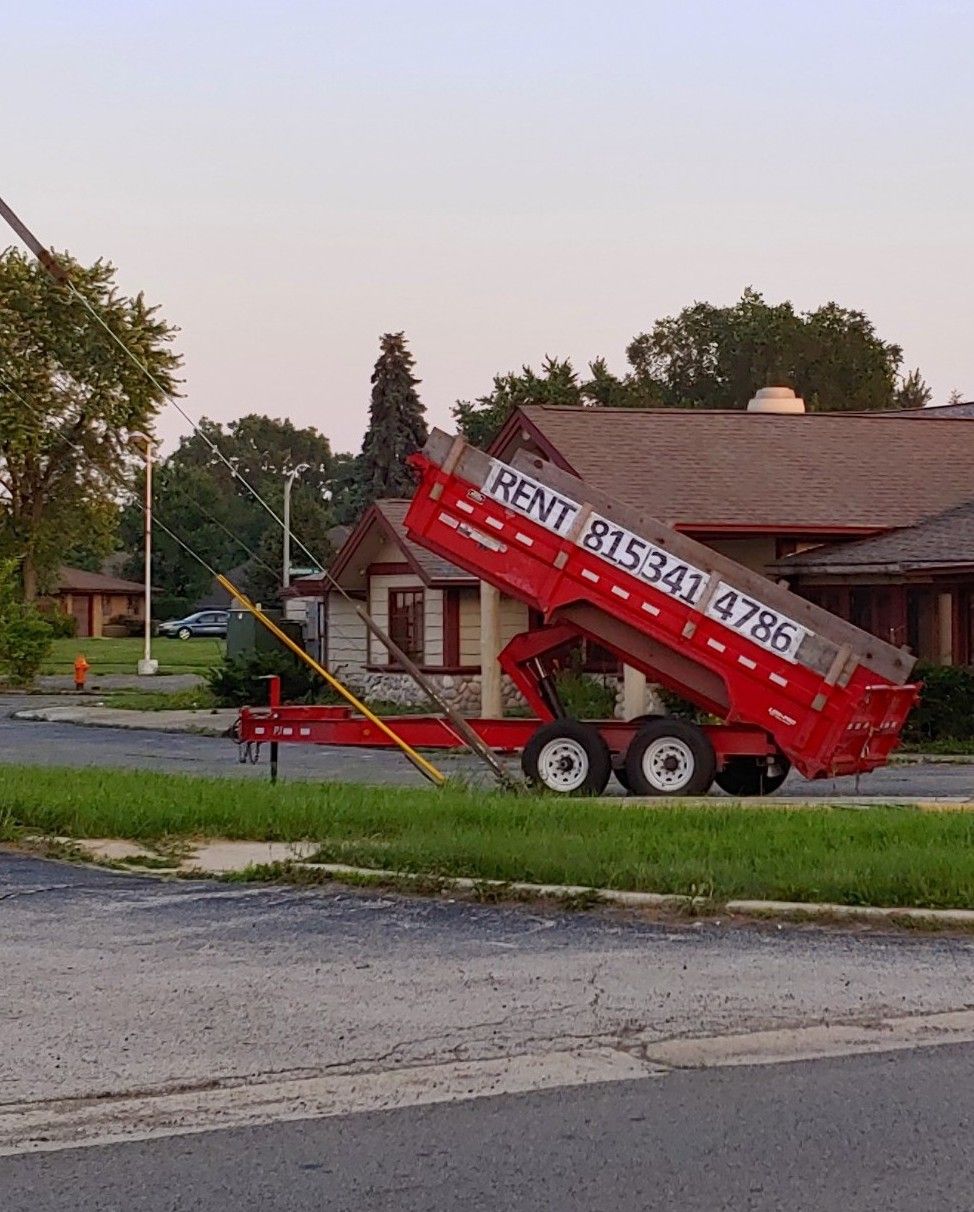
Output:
35,673,206,692
12,704,237,737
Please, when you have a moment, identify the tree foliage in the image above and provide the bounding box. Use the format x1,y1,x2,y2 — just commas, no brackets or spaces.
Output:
120,414,340,611
0,557,52,684
0,248,180,598
453,355,658,447
359,332,428,506
455,289,914,447
895,368,933,410
626,288,903,412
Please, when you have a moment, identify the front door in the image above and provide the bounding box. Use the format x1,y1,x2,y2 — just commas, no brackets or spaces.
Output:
71,595,92,637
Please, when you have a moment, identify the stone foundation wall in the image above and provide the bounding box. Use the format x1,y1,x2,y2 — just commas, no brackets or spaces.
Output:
334,664,664,719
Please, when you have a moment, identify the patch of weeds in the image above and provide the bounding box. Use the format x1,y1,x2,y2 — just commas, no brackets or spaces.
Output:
554,888,606,912
116,854,180,870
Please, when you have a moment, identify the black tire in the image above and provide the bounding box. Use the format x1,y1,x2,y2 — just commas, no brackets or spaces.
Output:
613,765,632,792
624,719,716,796
522,720,612,796
715,755,791,797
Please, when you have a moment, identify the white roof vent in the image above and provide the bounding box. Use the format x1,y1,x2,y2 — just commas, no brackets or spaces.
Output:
747,386,806,414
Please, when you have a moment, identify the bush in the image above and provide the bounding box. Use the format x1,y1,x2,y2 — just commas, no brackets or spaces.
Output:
37,605,77,637
0,560,53,685
154,595,194,623
206,647,316,707
555,669,616,719
108,613,144,637
904,664,974,744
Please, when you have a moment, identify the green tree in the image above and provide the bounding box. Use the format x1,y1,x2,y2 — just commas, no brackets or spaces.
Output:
359,332,428,505
0,248,180,598
625,288,904,412
120,414,337,609
454,355,662,448
454,355,584,447
895,368,933,409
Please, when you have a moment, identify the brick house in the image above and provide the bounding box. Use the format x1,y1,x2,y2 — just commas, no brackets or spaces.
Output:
50,566,146,638
322,399,974,714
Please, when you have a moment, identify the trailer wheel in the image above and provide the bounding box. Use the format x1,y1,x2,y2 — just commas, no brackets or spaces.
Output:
614,714,664,792
522,721,612,796
624,719,716,796
715,755,791,797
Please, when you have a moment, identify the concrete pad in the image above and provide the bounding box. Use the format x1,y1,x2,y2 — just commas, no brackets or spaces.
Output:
13,705,237,737
185,840,320,873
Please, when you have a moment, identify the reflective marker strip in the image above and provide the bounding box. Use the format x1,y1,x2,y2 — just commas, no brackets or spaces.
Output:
641,601,660,616
515,532,534,546
611,586,630,599
770,672,788,687
485,516,505,530
738,655,757,669
707,638,726,653
581,569,600,583
455,499,475,514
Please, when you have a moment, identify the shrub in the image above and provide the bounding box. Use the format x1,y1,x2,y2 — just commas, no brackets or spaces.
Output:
206,647,316,707
0,560,53,685
904,663,974,744
555,669,616,719
37,604,77,638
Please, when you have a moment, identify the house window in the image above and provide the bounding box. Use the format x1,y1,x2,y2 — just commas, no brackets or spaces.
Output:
388,589,424,665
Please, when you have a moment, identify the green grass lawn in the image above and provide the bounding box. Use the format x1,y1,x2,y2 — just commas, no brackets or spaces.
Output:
41,636,225,677
3,763,974,909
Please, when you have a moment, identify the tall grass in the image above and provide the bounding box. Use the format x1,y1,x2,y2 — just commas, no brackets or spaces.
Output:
3,763,974,908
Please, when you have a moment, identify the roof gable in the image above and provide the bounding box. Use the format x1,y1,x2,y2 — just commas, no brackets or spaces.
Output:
330,500,475,588
491,406,974,532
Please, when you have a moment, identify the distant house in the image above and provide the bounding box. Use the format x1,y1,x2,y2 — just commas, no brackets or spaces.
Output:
320,399,974,716
50,566,146,638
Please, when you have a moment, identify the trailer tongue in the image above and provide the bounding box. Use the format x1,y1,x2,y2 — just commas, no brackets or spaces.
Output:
236,429,919,797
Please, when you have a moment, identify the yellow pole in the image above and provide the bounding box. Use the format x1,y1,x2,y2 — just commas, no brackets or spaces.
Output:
217,575,447,787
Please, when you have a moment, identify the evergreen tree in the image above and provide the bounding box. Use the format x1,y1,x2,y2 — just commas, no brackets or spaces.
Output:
360,332,428,505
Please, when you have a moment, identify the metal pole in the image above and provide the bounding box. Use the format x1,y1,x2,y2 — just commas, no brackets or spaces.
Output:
144,437,153,668
283,472,293,589
132,433,157,676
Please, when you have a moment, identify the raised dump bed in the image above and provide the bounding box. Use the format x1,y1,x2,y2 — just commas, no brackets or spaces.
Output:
398,429,920,796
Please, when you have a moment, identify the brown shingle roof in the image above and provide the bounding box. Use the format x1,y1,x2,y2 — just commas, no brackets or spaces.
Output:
495,406,974,530
374,500,474,583
56,566,145,594
330,500,475,587
774,497,974,574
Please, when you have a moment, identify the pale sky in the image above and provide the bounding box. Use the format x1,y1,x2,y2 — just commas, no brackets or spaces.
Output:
4,0,971,454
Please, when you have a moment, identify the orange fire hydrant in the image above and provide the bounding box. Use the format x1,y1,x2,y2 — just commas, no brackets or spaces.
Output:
74,653,89,692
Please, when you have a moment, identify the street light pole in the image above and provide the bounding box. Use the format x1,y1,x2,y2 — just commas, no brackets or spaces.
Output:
282,464,310,589
131,433,157,675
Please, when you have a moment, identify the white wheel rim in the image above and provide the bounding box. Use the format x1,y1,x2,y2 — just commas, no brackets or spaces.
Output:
641,737,695,792
536,738,590,792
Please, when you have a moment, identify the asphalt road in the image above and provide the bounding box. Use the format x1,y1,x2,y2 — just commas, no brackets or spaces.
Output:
1,695,971,797
4,1046,974,1211
3,853,974,1209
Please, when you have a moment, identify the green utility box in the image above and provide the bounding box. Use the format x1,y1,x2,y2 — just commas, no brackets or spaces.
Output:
226,607,304,659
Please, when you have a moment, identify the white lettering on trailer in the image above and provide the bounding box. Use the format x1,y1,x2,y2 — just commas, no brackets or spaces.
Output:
484,460,580,537
578,512,710,606
705,580,807,663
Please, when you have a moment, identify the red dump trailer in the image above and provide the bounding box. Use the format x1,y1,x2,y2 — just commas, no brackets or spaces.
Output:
237,429,919,796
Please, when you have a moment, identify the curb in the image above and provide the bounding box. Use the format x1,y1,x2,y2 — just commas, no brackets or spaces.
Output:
218,858,974,926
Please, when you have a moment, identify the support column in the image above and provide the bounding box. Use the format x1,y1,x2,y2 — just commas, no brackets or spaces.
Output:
937,592,954,664
480,581,503,719
622,664,646,720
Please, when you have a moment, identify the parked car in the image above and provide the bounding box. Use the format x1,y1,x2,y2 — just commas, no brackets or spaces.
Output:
157,610,229,640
